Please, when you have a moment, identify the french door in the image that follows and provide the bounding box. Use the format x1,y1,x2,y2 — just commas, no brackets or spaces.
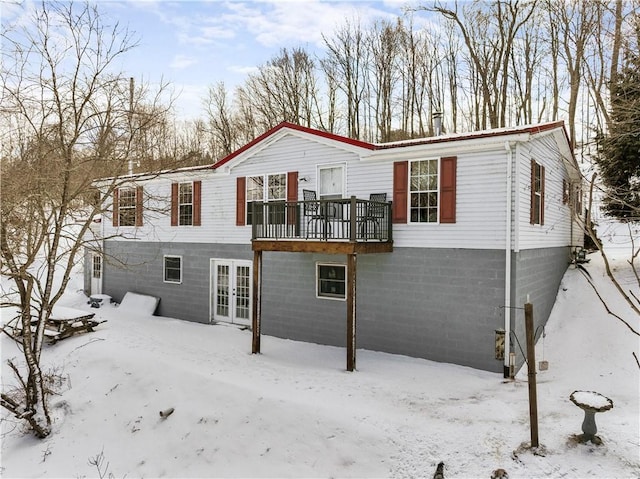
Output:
210,259,252,326
90,254,103,296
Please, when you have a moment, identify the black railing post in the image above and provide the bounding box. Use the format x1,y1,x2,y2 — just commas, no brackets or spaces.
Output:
349,196,357,241
387,202,393,241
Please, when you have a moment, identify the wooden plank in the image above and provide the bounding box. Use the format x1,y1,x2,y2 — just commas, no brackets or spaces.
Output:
346,253,357,372
252,250,262,354
252,240,393,254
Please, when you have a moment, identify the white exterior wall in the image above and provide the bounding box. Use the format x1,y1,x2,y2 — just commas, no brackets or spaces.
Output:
514,133,574,251
103,134,511,250
102,126,576,252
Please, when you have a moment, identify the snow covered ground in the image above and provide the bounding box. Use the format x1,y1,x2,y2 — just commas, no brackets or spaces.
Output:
1,239,639,478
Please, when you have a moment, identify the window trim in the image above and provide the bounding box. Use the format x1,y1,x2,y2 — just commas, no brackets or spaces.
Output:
178,181,194,226
530,160,545,225
316,262,347,301
117,187,137,227
317,163,346,200
408,157,440,224
114,185,143,227
246,172,287,224
163,255,183,284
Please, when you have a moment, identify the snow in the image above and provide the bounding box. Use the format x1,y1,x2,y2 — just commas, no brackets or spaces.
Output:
570,391,613,411
50,306,95,321
118,292,159,315
1,237,639,478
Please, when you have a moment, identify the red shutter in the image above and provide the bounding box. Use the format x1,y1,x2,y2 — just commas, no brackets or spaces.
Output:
236,177,246,226
540,165,545,225
440,156,457,223
171,183,178,226
393,161,408,224
287,171,298,225
193,181,201,226
112,188,119,227
135,186,144,227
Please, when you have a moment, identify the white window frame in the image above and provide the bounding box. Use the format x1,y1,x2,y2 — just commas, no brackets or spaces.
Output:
316,262,347,301
118,187,137,227
92,254,102,279
178,182,194,226
246,173,287,224
408,158,440,224
317,164,345,200
164,255,183,284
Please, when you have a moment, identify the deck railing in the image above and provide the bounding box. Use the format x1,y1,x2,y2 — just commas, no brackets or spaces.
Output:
251,196,392,242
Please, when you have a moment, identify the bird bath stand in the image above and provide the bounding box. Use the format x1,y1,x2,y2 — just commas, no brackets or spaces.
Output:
569,390,613,445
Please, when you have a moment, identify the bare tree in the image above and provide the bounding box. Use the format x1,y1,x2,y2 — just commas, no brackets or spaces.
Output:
205,82,238,158
322,19,368,139
0,1,173,437
422,0,537,129
368,19,402,142
545,0,600,149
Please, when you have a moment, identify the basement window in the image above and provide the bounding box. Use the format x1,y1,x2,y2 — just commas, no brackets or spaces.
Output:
316,263,346,300
164,255,182,284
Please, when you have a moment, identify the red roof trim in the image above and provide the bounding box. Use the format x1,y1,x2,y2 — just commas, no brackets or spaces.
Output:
213,122,376,170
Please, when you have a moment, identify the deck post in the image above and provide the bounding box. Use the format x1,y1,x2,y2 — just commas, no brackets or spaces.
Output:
346,252,357,371
252,249,263,354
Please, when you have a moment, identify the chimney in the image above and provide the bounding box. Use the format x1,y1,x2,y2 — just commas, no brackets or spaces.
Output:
433,111,443,136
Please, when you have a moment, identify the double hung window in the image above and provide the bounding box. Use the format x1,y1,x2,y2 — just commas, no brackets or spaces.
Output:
246,173,286,225
409,159,439,223
118,188,137,226
178,183,193,226
164,255,182,284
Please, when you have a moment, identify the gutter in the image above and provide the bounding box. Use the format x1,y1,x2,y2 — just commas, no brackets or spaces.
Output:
504,141,514,378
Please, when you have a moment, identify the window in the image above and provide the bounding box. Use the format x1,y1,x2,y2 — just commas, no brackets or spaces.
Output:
178,183,193,225
409,159,439,223
92,255,102,279
530,160,545,225
318,165,344,199
317,263,346,300
171,181,201,227
113,186,143,227
393,157,456,224
164,256,182,283
246,173,286,224
118,188,137,226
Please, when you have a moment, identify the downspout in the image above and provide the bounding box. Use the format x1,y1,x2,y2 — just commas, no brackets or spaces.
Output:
504,141,514,378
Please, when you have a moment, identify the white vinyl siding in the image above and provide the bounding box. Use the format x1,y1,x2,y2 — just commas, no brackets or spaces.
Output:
101,128,576,251
516,138,574,250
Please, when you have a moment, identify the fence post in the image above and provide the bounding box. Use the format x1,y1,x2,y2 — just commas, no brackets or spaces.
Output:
525,301,539,448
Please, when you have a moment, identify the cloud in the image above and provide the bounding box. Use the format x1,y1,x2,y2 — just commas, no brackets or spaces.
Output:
170,54,198,70
228,64,260,76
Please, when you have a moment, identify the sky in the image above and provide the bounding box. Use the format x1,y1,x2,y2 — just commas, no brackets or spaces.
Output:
2,0,420,121
1,219,639,477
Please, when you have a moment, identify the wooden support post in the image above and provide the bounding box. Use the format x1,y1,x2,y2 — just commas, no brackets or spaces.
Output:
525,301,539,448
346,253,357,371
252,250,262,354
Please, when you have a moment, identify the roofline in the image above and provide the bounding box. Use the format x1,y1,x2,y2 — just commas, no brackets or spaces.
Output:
213,122,376,170
374,120,567,150
96,120,572,183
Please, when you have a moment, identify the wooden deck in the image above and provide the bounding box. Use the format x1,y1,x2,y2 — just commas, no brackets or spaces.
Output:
250,196,393,254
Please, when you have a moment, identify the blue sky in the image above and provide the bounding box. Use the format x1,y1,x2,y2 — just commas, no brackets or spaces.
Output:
105,0,415,120
4,1,419,121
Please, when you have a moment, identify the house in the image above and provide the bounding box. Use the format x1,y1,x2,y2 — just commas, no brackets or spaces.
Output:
86,121,583,376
